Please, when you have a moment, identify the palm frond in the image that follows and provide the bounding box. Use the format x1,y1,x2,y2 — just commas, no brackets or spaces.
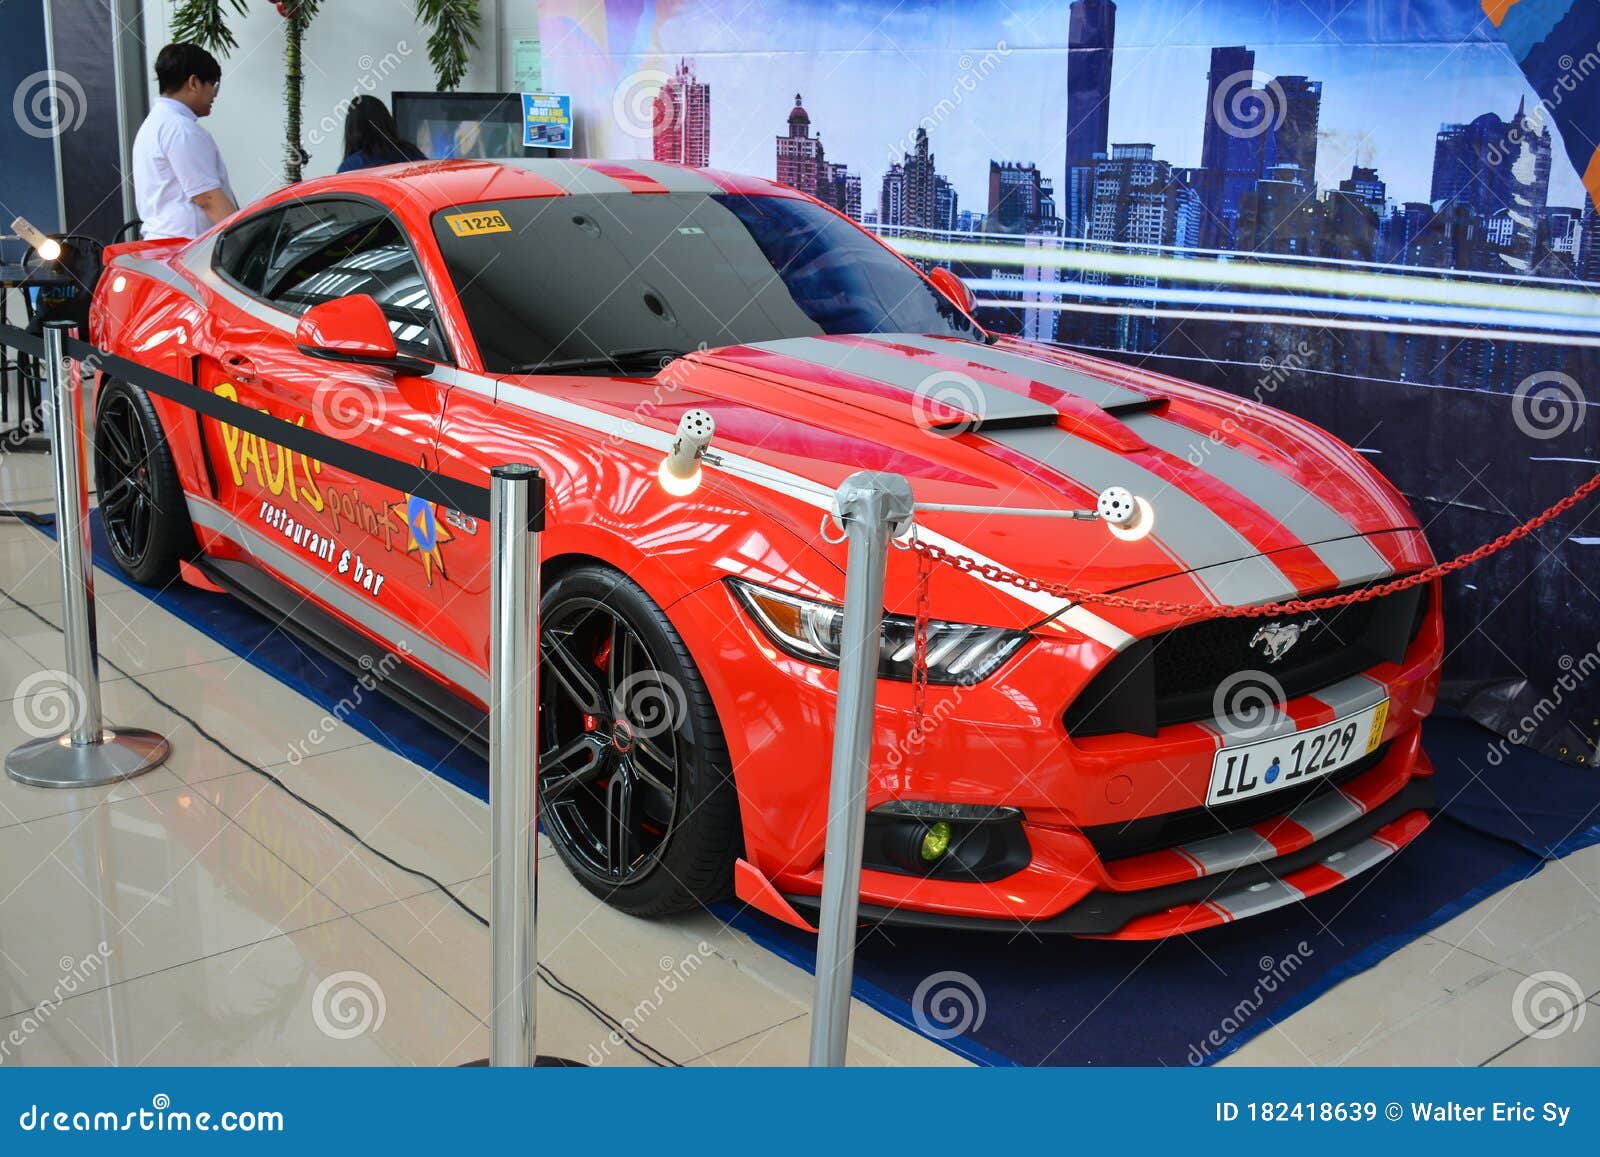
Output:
415,0,481,92
170,0,249,54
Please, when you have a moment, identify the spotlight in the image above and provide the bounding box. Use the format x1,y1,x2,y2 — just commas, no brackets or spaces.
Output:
1097,486,1156,541
658,408,715,496
10,216,61,262
912,484,1156,540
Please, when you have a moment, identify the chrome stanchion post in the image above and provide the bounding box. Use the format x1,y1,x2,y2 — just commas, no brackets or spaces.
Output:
489,463,544,1067
6,321,169,788
809,471,914,1067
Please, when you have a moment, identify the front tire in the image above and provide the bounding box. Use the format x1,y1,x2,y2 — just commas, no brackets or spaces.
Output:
93,378,195,586
539,563,740,917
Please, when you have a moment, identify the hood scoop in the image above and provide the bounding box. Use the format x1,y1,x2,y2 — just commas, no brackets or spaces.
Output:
698,333,1165,448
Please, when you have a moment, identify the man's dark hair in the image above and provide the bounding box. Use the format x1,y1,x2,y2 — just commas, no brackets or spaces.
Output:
154,43,221,94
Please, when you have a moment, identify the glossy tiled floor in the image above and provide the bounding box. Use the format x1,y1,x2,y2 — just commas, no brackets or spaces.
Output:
0,452,961,1067
0,446,1594,1067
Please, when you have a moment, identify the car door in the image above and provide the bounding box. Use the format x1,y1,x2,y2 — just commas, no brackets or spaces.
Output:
194,197,464,682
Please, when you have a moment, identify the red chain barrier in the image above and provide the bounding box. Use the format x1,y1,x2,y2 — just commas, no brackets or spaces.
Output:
908,470,1600,622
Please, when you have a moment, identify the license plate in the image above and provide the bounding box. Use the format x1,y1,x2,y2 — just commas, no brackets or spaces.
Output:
1208,700,1389,806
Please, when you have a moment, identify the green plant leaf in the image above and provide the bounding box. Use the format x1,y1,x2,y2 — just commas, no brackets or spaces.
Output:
415,0,481,92
170,0,249,55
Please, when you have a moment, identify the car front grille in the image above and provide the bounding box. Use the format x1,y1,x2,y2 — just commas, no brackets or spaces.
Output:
1063,581,1429,738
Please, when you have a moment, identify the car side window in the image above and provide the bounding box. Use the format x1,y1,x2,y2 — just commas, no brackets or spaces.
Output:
213,209,284,294
222,199,446,362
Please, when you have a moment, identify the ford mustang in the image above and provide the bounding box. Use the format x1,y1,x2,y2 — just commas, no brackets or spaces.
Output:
88,158,1441,938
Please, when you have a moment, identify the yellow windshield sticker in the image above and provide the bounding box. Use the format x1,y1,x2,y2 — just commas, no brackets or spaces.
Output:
444,210,511,237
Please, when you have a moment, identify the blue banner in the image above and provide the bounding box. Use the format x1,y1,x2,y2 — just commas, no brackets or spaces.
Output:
2,1068,1595,1152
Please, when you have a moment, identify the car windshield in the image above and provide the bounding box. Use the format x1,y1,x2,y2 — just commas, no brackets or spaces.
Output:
430,191,980,373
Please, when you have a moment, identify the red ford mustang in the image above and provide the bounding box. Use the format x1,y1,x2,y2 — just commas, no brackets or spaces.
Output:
89,158,1441,938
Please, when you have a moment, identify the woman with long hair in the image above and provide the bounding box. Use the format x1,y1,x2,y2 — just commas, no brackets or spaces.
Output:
337,95,425,171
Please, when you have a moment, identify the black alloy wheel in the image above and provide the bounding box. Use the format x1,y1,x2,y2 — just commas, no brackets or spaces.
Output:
93,379,194,585
537,565,739,916
96,390,157,569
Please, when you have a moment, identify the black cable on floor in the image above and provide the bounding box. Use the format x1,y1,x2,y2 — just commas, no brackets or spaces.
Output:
0,575,682,1068
0,507,54,528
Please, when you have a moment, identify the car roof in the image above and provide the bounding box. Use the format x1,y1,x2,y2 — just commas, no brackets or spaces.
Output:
267,158,799,212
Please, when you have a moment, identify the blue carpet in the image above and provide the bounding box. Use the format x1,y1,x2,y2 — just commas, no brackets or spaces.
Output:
56,515,1600,1067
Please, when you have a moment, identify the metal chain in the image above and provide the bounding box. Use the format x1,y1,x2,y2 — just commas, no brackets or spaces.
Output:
908,470,1600,628
911,542,933,733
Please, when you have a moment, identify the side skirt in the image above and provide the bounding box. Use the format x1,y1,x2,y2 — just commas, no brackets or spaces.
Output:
193,555,490,759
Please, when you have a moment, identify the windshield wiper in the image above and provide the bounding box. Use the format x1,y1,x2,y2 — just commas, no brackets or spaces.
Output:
509,347,691,375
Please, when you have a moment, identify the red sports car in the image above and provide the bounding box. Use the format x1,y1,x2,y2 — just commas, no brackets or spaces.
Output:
89,158,1441,939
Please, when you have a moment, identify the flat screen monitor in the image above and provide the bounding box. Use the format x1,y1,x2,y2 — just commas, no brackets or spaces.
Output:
391,91,551,160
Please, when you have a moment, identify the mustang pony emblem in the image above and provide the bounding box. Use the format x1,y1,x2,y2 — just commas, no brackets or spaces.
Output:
1249,618,1318,663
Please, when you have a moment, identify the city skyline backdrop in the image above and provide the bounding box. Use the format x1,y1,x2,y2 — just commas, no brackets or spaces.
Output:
544,0,1588,216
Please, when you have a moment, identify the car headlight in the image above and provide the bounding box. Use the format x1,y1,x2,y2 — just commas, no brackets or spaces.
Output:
728,579,1026,684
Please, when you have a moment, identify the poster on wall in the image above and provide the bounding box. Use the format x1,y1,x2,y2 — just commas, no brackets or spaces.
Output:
534,0,1599,747
521,92,573,148
512,34,543,90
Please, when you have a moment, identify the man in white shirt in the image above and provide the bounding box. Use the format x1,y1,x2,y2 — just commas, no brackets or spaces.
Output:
131,44,237,240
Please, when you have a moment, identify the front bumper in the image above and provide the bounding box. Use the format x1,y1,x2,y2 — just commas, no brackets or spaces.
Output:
784,759,1434,937
686,569,1444,939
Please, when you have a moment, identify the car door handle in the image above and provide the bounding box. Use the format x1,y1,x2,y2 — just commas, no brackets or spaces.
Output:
221,351,257,384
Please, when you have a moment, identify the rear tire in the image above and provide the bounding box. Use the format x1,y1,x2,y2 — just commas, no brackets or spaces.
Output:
539,563,740,917
92,378,195,586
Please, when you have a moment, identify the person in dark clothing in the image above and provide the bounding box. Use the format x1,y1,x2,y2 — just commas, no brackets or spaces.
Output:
337,95,426,171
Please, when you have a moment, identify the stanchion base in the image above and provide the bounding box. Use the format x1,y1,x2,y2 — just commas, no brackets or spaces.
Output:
6,729,171,788
459,1057,587,1067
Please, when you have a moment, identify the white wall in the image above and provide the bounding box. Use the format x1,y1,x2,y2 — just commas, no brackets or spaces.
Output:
141,0,498,205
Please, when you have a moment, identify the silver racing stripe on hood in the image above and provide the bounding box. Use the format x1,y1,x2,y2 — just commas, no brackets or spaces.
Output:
988,424,1301,607
878,334,1150,409
1122,411,1393,587
748,335,1061,427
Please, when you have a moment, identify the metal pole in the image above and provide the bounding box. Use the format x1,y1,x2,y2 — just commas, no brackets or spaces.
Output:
6,322,168,787
489,463,545,1067
809,471,914,1067
49,323,101,745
